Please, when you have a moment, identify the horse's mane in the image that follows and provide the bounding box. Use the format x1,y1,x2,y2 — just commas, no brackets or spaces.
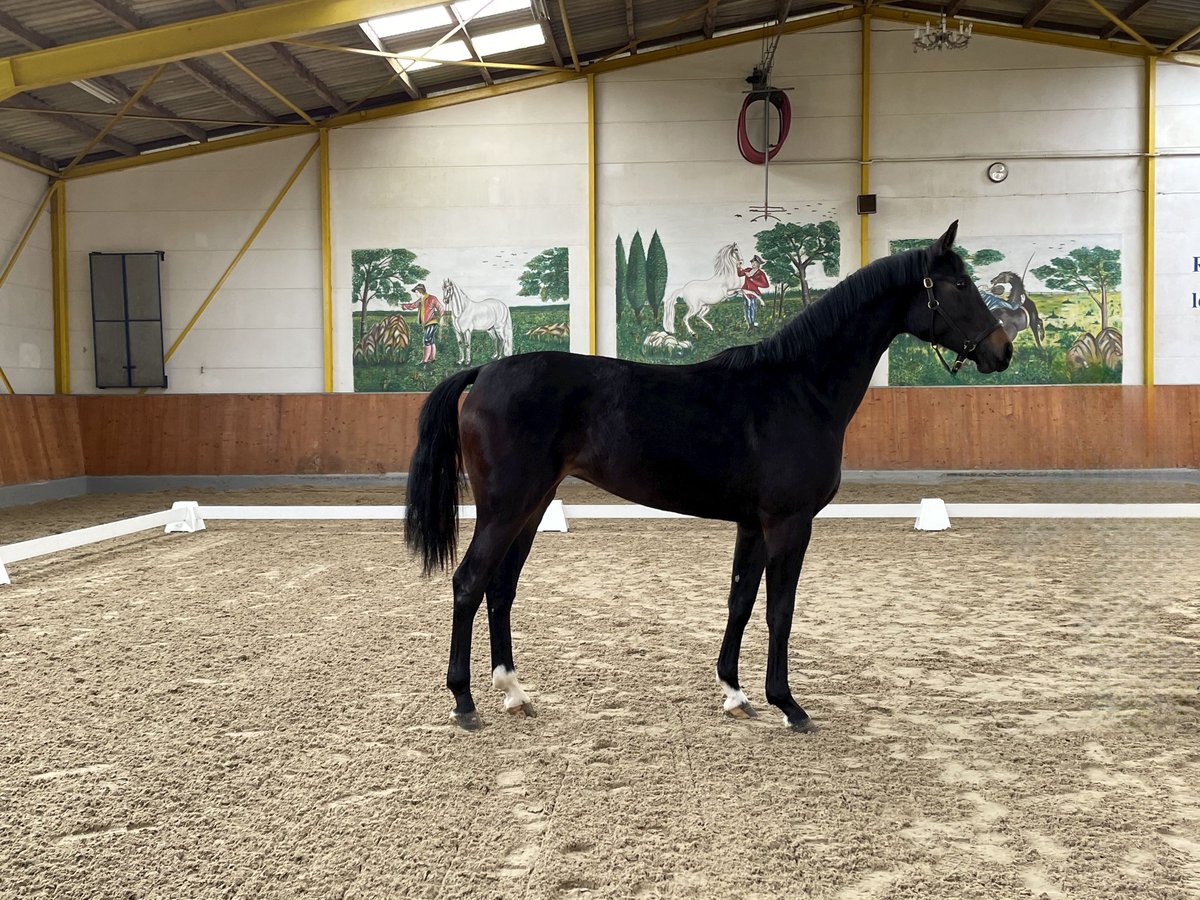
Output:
715,244,738,272
711,248,927,370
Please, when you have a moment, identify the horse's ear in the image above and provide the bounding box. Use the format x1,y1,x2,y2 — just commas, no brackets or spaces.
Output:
931,221,959,257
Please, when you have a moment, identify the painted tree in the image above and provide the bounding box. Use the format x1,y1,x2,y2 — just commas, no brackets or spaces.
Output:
754,220,840,306
351,248,428,337
518,247,570,303
626,231,648,324
889,239,1003,281
645,231,668,321
1032,246,1121,332
615,236,628,323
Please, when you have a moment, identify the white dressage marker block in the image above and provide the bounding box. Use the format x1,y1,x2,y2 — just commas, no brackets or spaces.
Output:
915,497,951,531
537,500,568,533
0,558,9,586
164,501,206,534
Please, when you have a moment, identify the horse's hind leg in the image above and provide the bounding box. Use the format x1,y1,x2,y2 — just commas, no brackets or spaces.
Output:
446,515,529,730
716,523,767,719
486,492,554,717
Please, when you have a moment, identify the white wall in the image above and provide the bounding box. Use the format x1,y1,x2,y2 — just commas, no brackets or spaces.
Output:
330,81,589,391
0,160,53,394
1154,62,1200,385
67,136,322,393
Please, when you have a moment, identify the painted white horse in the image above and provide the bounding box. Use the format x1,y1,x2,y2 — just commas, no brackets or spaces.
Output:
442,278,513,365
661,243,742,335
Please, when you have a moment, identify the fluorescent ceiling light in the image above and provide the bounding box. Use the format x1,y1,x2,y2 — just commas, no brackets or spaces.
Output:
395,40,472,72
451,0,533,19
368,6,453,38
471,23,545,55
72,79,120,104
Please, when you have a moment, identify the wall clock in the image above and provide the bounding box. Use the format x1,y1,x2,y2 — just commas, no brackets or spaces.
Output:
987,161,1009,183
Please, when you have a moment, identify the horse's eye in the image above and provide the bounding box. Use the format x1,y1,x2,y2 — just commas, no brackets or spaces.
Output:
955,279,967,289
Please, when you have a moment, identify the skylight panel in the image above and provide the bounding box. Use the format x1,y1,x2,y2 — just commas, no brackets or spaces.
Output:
471,24,545,56
451,0,533,21
368,6,453,39
395,40,472,72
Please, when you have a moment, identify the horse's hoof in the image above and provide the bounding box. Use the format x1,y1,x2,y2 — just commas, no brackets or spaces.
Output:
452,710,483,732
507,701,537,719
788,717,820,734
725,701,759,720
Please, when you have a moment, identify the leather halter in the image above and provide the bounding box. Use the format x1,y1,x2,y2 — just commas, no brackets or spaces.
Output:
923,276,1003,376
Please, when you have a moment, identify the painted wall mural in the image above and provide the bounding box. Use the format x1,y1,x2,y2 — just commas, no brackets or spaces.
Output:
887,235,1124,385
615,204,841,363
351,246,569,392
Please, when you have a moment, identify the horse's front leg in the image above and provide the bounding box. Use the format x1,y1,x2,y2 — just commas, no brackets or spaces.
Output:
716,523,767,718
762,515,818,732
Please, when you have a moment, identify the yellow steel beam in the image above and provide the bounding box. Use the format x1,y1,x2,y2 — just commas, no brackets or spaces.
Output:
1080,0,1157,52
62,127,305,179
587,73,597,356
50,181,69,394
0,148,57,177
285,39,565,73
319,129,334,391
1143,56,1155,388
589,7,864,73
860,13,871,269
0,104,303,129
870,7,1151,58
223,52,318,126
0,0,438,100
326,70,577,128
1163,23,1200,55
557,0,581,72
592,1,713,66
62,63,166,175
0,182,53,295
155,139,319,387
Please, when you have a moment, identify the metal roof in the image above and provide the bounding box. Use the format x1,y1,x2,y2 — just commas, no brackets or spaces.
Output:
0,0,1197,176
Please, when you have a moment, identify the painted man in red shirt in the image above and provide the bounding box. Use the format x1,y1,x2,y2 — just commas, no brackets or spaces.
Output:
737,254,769,330
401,283,445,366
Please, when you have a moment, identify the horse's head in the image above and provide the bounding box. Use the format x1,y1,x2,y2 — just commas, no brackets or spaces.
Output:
716,243,741,273
904,221,1012,375
989,271,1018,296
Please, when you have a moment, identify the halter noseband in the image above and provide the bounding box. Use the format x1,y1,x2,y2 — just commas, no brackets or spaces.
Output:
923,276,1002,376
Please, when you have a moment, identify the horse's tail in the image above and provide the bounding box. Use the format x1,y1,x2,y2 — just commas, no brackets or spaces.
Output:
501,311,513,357
662,290,678,333
405,366,482,575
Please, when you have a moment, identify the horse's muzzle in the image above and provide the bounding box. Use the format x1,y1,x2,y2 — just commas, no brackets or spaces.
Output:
975,328,1013,374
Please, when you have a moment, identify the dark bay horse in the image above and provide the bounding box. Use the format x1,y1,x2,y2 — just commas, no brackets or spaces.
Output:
987,270,1045,347
405,222,1012,732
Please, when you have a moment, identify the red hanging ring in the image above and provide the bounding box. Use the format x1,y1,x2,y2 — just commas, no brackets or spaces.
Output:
737,90,792,165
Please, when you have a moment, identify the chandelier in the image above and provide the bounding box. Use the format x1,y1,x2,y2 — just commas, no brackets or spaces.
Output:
912,13,972,52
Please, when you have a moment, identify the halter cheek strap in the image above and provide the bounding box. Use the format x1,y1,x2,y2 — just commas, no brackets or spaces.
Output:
923,276,1003,377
